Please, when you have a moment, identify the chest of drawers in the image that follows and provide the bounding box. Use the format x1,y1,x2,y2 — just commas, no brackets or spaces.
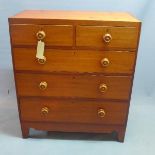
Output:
9,10,141,142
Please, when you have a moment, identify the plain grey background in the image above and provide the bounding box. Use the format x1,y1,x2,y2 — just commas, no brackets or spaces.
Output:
0,1,155,155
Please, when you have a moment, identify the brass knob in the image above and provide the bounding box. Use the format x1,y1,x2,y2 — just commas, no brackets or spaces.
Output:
39,81,47,90
37,56,46,64
103,33,112,43
41,107,49,115
98,109,106,118
99,83,108,93
101,58,110,67
36,31,46,40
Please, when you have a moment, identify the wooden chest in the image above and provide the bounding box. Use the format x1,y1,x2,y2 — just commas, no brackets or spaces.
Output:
9,10,141,142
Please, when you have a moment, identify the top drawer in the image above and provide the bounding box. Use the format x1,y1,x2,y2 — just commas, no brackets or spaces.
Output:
10,24,73,46
76,26,139,49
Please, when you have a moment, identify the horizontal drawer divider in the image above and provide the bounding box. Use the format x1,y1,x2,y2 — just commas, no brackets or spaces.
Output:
21,120,126,125
18,96,130,102
15,70,134,76
12,44,137,51
22,120,125,126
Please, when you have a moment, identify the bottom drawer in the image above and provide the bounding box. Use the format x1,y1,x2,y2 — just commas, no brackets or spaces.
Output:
19,98,128,125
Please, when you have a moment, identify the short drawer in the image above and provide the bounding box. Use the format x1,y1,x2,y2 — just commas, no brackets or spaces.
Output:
20,98,128,125
13,48,135,74
10,24,73,46
76,26,139,49
16,73,132,100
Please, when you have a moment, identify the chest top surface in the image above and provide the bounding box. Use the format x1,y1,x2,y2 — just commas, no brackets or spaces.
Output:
9,10,140,26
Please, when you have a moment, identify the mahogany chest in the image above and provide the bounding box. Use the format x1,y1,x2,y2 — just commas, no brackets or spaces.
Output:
9,10,141,142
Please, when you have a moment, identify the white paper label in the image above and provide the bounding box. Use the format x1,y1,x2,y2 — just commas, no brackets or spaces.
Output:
36,40,45,59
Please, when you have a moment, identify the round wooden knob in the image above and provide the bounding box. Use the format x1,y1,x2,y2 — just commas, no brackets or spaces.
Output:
41,107,49,115
99,83,108,93
98,109,106,118
37,56,46,64
36,31,46,40
39,81,47,90
103,33,112,43
101,58,110,67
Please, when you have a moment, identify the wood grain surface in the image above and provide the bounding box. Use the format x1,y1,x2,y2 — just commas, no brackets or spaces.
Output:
16,73,132,100
9,10,140,27
10,24,73,46
76,26,139,49
20,98,128,125
13,48,135,74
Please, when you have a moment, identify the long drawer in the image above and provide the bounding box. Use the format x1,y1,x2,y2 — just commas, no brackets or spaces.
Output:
20,98,128,125
16,73,132,100
10,24,73,46
13,48,135,74
76,26,139,49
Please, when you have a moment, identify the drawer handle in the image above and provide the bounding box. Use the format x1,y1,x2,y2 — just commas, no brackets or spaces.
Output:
101,58,110,67
99,83,108,93
98,109,106,118
36,31,46,65
103,33,112,43
37,56,46,64
39,81,48,90
41,107,49,115
36,31,46,40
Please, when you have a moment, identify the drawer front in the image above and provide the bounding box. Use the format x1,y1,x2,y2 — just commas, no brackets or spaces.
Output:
13,48,135,74
76,26,138,49
10,24,73,46
20,98,128,125
16,73,132,100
